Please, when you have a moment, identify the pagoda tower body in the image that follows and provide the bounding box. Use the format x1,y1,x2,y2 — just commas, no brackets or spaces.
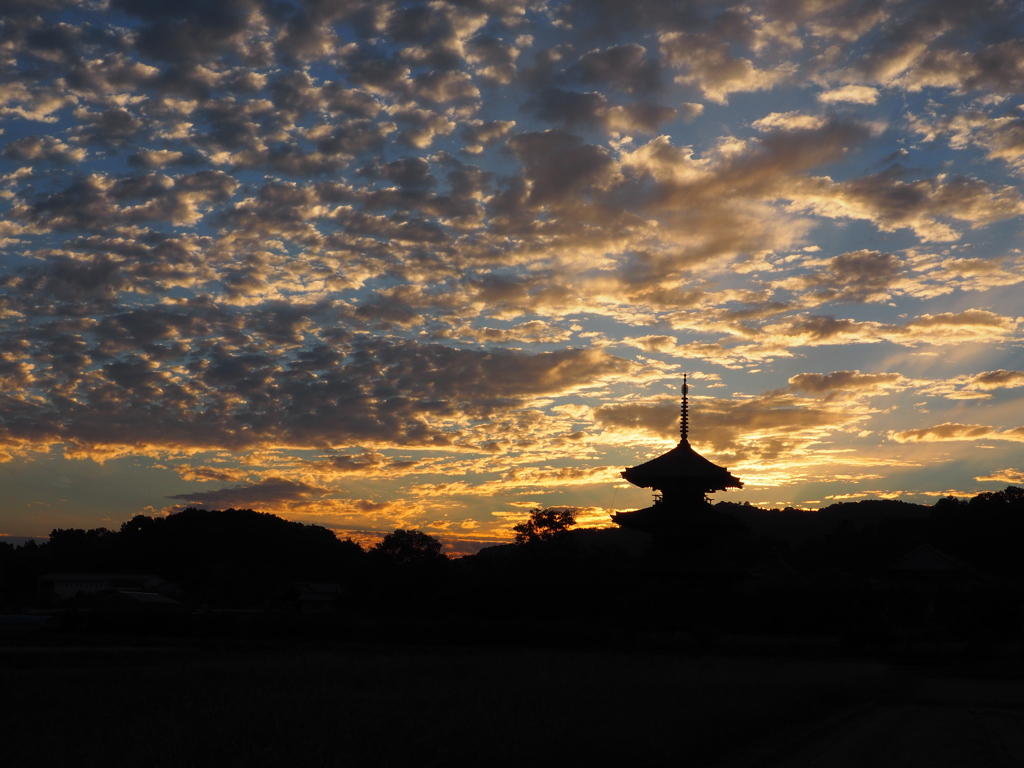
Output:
612,377,742,544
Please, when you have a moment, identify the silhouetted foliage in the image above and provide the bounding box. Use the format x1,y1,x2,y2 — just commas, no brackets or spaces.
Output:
3,488,1024,648
47,527,118,572
715,499,931,548
513,507,578,544
370,529,448,565
0,508,366,609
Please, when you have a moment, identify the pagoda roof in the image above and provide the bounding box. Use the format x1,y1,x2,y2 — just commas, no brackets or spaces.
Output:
621,439,742,491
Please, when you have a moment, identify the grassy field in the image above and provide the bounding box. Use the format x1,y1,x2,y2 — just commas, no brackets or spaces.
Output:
2,647,889,767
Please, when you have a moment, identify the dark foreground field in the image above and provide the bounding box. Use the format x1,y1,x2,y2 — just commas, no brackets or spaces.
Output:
1,647,889,768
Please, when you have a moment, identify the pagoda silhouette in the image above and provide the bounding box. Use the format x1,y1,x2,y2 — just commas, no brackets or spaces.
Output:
612,376,743,552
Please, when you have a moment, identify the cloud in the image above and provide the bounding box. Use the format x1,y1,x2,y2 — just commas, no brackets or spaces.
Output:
788,370,903,395
889,423,1024,443
970,370,1024,390
753,112,828,132
111,0,266,67
904,252,1024,297
788,170,1024,242
3,0,1024,535
465,34,524,85
411,465,619,498
0,336,636,459
573,43,661,93
909,110,1024,172
2,136,86,163
461,119,515,153
760,309,1019,349
529,87,677,135
817,85,879,104
659,29,795,104
444,320,573,345
775,250,904,304
507,130,618,207
303,451,421,477
391,106,456,149
13,171,239,231
976,468,1024,484
894,310,1019,343
888,39,1024,96
0,81,76,122
167,464,250,483
168,476,328,508
594,390,870,465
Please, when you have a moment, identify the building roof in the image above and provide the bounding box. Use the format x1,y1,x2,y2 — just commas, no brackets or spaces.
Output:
620,378,742,492
621,439,743,490
887,543,973,573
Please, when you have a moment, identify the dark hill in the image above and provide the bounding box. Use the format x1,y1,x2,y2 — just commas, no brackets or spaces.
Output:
714,499,930,546
44,508,365,607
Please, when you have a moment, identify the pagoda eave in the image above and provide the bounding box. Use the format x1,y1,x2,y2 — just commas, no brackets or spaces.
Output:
619,469,742,492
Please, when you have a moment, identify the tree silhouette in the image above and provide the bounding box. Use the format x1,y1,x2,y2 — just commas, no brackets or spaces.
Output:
512,507,577,544
371,529,447,565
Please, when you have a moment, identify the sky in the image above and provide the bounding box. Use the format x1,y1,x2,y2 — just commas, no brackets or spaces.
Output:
1,0,1023,554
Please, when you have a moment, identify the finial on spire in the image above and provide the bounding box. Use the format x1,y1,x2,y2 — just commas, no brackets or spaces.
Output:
681,374,689,442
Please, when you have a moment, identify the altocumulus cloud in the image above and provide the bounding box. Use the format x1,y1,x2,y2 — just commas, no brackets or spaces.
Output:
1,0,1023,541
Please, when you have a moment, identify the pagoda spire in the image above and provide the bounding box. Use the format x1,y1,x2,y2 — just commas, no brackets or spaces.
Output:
613,373,743,536
680,374,689,443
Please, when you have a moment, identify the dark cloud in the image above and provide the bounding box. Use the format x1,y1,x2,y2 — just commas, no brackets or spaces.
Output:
357,157,437,190
127,149,205,169
556,0,708,38
793,170,1024,241
776,315,864,343
793,250,903,304
0,329,633,457
321,84,381,118
348,54,413,98
968,40,1024,93
574,44,662,93
15,255,127,305
606,102,678,133
2,136,84,164
788,371,902,394
507,130,616,206
111,0,262,65
168,476,326,507
305,118,394,162
392,106,456,149
14,171,238,232
465,35,521,85
531,86,609,128
530,86,676,134
268,70,323,117
461,119,515,153
411,70,479,104
71,107,146,146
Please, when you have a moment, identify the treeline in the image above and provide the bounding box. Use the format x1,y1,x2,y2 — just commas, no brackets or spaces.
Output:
718,486,1024,578
0,508,368,609
4,488,1024,603
2,488,1024,650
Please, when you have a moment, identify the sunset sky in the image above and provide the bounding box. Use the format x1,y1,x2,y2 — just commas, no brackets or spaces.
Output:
2,0,1023,553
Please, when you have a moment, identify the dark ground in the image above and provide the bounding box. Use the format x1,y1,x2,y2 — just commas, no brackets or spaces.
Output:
1,640,892,768
721,666,1024,767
